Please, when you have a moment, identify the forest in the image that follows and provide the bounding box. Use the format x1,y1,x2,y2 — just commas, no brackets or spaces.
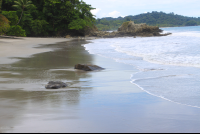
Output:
96,11,200,31
0,0,95,37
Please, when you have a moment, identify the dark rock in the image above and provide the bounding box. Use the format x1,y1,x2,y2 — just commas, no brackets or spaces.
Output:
74,64,104,71
45,81,67,89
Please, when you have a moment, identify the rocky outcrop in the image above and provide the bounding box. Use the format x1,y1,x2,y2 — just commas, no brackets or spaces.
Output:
84,25,99,36
74,64,104,71
86,21,171,38
45,81,68,89
118,21,162,33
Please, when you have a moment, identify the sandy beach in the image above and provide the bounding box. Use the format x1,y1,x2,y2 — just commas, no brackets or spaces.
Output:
0,37,200,133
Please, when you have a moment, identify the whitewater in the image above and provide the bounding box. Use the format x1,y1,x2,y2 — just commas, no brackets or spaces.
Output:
84,26,200,108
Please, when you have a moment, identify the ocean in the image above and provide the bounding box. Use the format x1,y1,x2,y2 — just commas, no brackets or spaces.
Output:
84,26,200,108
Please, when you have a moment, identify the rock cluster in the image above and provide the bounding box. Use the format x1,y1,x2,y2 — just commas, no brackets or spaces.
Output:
74,64,104,71
45,64,104,89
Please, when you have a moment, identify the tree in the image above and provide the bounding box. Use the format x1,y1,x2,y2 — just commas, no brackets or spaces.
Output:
42,0,95,35
2,11,19,25
12,0,33,25
0,14,10,35
185,20,197,26
1,0,96,36
125,17,131,21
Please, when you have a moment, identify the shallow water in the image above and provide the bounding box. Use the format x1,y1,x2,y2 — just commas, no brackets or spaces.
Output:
84,26,200,108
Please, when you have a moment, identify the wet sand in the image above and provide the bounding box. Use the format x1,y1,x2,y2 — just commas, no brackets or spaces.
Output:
1,38,200,133
0,37,73,64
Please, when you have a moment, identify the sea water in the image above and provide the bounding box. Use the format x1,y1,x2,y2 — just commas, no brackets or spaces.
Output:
84,26,200,108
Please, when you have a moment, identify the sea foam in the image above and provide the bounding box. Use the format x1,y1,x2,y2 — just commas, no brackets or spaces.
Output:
84,26,200,108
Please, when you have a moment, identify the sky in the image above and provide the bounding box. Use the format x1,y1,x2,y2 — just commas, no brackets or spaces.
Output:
83,0,200,18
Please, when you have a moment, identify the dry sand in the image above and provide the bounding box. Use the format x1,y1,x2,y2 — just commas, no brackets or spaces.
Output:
0,37,200,133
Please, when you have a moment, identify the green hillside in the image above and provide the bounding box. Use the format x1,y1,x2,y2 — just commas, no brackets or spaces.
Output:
95,11,200,31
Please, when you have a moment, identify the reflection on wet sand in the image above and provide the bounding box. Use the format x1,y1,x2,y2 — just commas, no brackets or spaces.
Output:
0,39,94,132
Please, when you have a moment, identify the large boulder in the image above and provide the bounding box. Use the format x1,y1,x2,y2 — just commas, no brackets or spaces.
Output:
45,81,67,89
74,64,104,71
118,21,163,36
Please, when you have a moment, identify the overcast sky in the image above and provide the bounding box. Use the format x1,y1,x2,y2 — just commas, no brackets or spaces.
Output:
83,0,200,18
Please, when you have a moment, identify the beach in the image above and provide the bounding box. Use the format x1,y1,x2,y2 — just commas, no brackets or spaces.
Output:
0,37,200,133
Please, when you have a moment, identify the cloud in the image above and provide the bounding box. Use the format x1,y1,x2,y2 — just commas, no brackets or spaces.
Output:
91,8,101,16
85,0,200,18
107,11,122,18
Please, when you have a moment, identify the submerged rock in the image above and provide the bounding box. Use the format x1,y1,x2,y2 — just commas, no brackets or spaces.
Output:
74,64,104,71
45,81,67,89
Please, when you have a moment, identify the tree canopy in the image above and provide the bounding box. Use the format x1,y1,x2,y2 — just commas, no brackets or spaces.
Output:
1,0,96,36
12,0,33,25
0,14,10,35
185,20,198,26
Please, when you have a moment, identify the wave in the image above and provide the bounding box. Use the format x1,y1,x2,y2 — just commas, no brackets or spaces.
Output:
84,26,200,108
111,31,200,68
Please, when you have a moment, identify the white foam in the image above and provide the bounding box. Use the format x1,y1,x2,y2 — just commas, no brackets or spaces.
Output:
84,26,200,108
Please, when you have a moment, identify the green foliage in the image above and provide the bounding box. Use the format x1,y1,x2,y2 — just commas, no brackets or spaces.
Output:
2,0,96,36
42,0,95,33
12,0,34,25
95,11,200,31
125,17,131,21
7,25,26,36
69,19,86,30
31,19,48,35
19,12,33,35
0,14,10,35
12,0,33,10
96,24,110,31
185,20,198,26
2,11,19,25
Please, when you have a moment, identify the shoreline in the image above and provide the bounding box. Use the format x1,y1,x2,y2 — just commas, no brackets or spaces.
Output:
1,37,200,132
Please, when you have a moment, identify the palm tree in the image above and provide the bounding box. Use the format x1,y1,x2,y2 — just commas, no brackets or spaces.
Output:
13,0,33,25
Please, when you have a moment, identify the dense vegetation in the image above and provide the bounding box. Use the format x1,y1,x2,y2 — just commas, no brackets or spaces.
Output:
0,0,95,37
96,11,200,31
